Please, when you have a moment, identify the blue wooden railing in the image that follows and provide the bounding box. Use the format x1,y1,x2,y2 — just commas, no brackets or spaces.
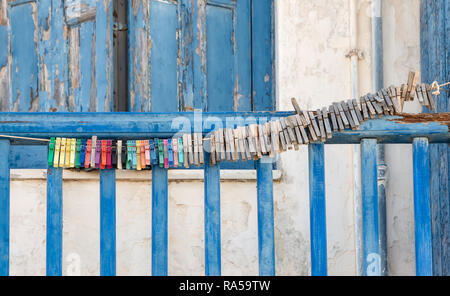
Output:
0,112,448,276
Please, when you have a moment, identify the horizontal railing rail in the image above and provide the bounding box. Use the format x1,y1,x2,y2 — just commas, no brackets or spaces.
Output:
0,112,448,276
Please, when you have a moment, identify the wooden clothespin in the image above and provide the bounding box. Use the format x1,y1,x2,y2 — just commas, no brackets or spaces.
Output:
236,128,245,161
79,139,86,169
182,135,189,168
265,122,274,157
388,86,401,114
48,137,56,167
210,134,217,165
53,137,61,168
242,126,252,160
405,71,415,101
294,115,309,144
107,140,112,169
334,102,348,129
277,120,287,152
270,120,280,155
75,139,81,169
257,124,268,154
375,91,389,115
381,89,394,114
368,94,383,115
400,84,408,109
117,140,123,169
65,138,72,168
364,96,376,118
199,134,205,165
85,139,92,168
59,138,66,168
316,110,326,142
419,84,430,109
278,119,291,150
346,100,360,129
263,123,272,153
91,136,97,168
283,118,296,149
172,138,178,168
332,103,345,131
291,97,317,141
233,129,241,161
425,84,436,111
360,97,369,120
246,126,255,157
410,71,420,101
328,105,338,132
163,139,169,169
308,111,321,139
321,108,332,139
193,133,199,166
168,139,173,168
352,99,364,123
288,116,301,149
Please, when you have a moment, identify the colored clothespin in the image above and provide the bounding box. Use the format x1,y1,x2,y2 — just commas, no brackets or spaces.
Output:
158,139,164,168
117,140,122,170
91,136,97,168
85,139,92,168
140,140,146,169
172,138,178,168
48,137,55,167
69,138,76,168
150,139,157,165
80,139,86,169
168,139,174,168
144,140,150,166
136,140,142,170
178,138,183,167
53,137,61,168
95,140,101,169
75,139,81,169
182,135,189,168
65,138,71,168
107,140,112,169
59,138,67,168
111,141,117,168
101,140,107,169
163,139,169,169
131,141,137,169
126,140,132,170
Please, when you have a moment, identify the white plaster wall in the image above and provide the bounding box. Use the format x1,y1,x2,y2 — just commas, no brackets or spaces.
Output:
9,0,421,276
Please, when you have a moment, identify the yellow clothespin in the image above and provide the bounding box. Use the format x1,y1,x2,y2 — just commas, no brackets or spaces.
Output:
70,138,76,168
65,138,71,167
136,140,142,171
59,138,67,168
53,137,61,168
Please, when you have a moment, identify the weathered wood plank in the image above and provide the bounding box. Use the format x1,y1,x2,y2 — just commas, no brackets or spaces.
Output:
308,144,327,276
0,140,10,275
100,169,116,276
152,165,168,275
46,167,63,276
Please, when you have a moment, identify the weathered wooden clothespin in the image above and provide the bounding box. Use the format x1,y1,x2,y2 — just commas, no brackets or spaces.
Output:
308,111,321,139
360,97,369,120
210,135,217,165
75,139,81,169
400,84,408,109
270,120,280,155
381,89,394,115
277,120,287,152
375,91,389,115
65,138,72,168
328,105,338,132
233,129,241,161
291,97,317,141
236,128,245,161
287,116,301,150
80,139,86,169
172,138,178,168
59,138,66,168
85,139,92,168
263,123,272,153
91,136,97,168
364,96,376,118
321,108,332,139
246,126,255,157
418,84,429,108
388,86,401,114
48,137,55,167
278,119,291,150
283,118,296,149
241,126,252,160
163,139,169,169
334,102,348,129
316,110,326,142
168,139,173,168
405,71,415,101
258,124,268,154
410,71,420,101
294,115,309,144
193,133,199,166
352,99,364,123
425,84,436,111
332,104,345,131
199,134,205,165
117,140,123,169
53,137,61,168
346,100,360,129
107,140,112,169
368,94,383,115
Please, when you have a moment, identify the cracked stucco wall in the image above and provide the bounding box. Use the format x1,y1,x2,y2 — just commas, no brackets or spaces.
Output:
9,0,420,276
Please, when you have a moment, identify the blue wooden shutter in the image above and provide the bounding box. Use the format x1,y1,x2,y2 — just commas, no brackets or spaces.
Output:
0,0,114,112
128,0,273,112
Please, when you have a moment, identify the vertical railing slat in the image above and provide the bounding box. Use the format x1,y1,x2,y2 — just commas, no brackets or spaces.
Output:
412,138,433,276
0,140,10,276
100,169,116,276
152,166,168,276
257,159,275,276
204,153,221,276
361,139,380,276
308,144,327,276
46,167,63,276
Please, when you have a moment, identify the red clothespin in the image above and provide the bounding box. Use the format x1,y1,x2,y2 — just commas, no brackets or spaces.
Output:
144,140,150,166
107,140,112,169
101,140,107,169
140,140,146,169
164,139,169,169
85,140,92,168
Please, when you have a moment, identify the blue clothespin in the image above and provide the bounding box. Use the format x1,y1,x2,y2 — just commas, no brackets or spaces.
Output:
80,139,86,168
168,139,174,168
150,139,157,165
131,140,137,169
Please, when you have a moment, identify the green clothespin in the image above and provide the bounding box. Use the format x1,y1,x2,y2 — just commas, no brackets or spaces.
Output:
48,137,55,167
75,139,81,169
126,140,132,170
178,138,183,166
158,139,164,168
